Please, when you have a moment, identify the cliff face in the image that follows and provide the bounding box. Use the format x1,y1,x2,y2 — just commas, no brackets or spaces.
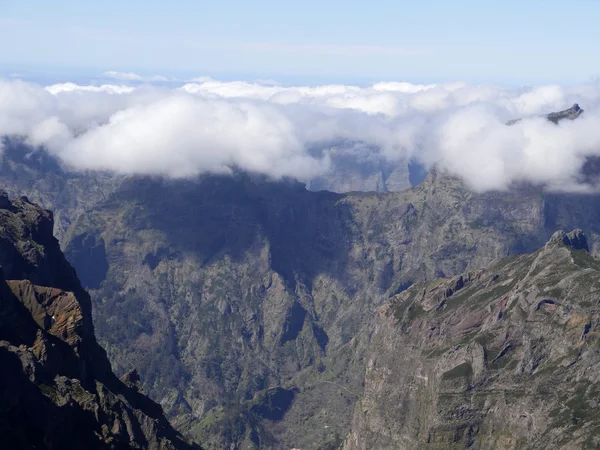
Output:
0,192,198,450
59,171,556,448
0,137,122,241
7,134,600,447
344,230,600,450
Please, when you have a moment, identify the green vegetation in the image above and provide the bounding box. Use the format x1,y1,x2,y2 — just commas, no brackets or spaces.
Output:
550,382,593,431
571,249,600,269
38,383,60,402
189,405,269,450
406,303,426,321
441,362,473,380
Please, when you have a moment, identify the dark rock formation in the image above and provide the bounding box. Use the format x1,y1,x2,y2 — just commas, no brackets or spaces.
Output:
548,228,589,251
1,102,600,448
0,194,199,450
507,103,584,125
344,230,600,449
547,103,584,123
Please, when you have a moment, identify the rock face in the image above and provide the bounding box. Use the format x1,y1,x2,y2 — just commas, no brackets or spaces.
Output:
6,143,600,448
2,104,600,447
0,193,198,450
58,168,600,448
344,230,600,449
546,103,584,123
0,137,122,241
306,143,413,193
507,103,584,125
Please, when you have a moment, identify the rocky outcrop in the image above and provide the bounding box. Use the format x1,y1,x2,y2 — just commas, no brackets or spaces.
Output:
547,228,589,251
0,194,198,449
344,230,600,449
55,164,600,448
507,103,584,125
546,103,584,123
0,137,122,241
2,104,600,448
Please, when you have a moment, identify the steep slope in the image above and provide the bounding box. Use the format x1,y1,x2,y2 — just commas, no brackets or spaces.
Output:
507,103,584,125
344,230,600,449
306,142,412,192
60,170,562,448
0,137,122,240
6,145,600,448
0,192,199,450
4,104,600,447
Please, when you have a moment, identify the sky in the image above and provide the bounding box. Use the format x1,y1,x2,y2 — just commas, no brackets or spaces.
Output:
1,0,600,84
2,1,600,194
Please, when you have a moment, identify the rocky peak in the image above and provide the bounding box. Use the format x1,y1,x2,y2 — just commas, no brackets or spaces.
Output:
345,233,600,449
0,190,10,209
507,103,584,125
547,103,584,123
120,368,143,392
547,228,589,251
0,194,199,449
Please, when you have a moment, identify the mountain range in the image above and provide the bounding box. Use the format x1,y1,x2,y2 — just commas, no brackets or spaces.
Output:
1,104,600,448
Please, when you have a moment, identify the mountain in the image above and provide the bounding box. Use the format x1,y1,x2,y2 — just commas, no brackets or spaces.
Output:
59,168,600,448
0,191,199,450
2,104,600,447
546,103,584,123
305,142,414,193
0,137,122,241
343,229,600,449
507,103,584,125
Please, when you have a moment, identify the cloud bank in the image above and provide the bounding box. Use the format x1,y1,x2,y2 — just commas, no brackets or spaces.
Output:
2,75,600,191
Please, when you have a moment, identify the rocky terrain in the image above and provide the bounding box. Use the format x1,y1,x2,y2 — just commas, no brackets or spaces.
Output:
0,192,198,449
507,103,584,125
305,142,415,193
58,167,600,448
344,229,600,449
2,103,600,448
0,137,123,241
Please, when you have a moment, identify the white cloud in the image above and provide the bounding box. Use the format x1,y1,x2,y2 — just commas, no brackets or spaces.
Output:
103,71,177,83
103,71,143,81
45,82,135,95
187,76,214,83
103,70,179,84
59,95,329,178
372,82,436,93
2,77,600,191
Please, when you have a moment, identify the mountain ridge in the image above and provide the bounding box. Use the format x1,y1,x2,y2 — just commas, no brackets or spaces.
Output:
343,228,600,449
1,103,600,447
0,191,199,450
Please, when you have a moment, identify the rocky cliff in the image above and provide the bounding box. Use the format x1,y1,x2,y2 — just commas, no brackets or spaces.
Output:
344,230,600,449
4,108,600,447
507,103,584,125
6,152,600,448
0,192,199,450
60,169,600,448
0,137,122,241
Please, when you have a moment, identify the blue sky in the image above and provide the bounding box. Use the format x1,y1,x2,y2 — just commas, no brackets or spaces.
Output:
1,0,599,84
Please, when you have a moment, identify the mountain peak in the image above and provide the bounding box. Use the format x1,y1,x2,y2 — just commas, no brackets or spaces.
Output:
547,228,589,251
507,103,584,125
546,103,584,123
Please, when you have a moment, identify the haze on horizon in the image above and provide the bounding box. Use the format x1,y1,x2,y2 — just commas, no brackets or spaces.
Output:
2,0,600,84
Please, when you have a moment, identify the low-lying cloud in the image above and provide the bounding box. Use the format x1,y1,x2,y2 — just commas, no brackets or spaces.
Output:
2,75,600,191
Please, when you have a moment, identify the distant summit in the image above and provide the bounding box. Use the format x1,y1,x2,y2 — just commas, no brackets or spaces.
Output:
546,103,583,123
507,103,584,125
